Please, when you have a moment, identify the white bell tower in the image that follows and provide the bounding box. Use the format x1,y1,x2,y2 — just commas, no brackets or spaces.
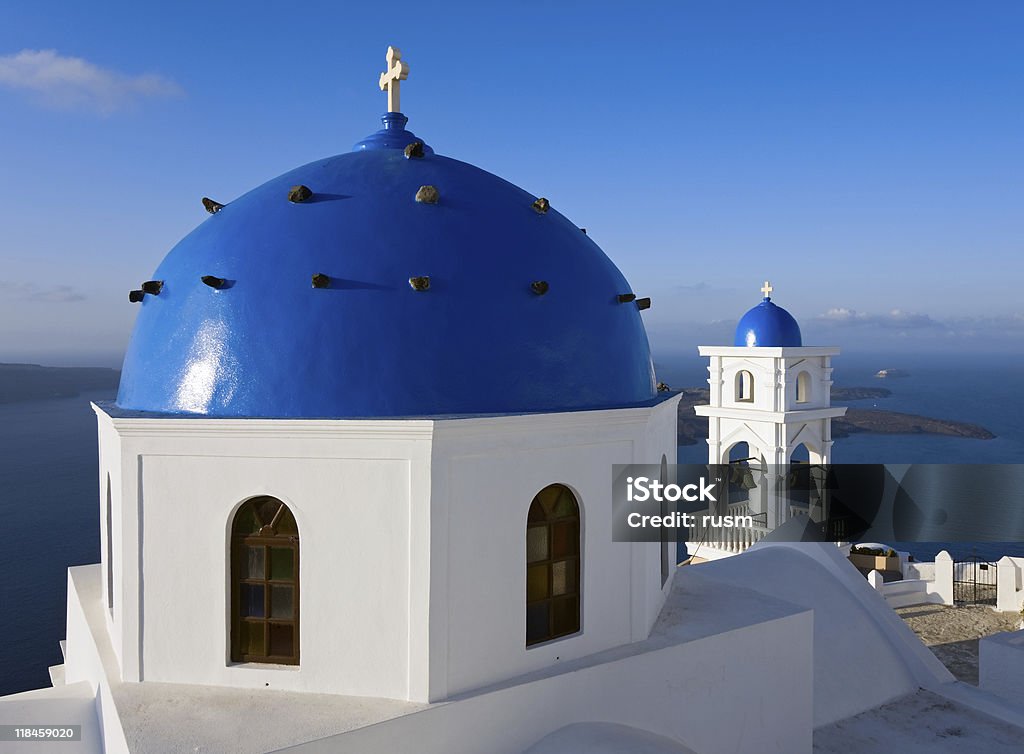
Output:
694,282,846,529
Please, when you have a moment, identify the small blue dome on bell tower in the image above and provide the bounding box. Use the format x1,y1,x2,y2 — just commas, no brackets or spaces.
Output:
734,281,802,347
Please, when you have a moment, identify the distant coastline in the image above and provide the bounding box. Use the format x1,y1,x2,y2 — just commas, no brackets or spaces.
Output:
674,386,995,445
0,363,120,404
0,364,998,444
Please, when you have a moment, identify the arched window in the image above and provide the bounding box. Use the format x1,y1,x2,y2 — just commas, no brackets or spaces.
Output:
231,497,299,665
796,371,811,403
660,455,670,587
105,474,113,613
735,370,754,402
526,484,580,646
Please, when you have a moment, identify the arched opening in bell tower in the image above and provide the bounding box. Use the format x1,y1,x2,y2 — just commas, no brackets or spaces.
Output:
796,371,811,403
735,370,754,403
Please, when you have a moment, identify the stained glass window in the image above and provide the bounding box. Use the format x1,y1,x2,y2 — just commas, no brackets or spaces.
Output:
231,497,299,665
526,484,581,646
661,455,670,587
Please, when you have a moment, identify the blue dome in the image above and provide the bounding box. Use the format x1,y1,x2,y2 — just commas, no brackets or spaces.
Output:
116,114,657,418
734,298,802,347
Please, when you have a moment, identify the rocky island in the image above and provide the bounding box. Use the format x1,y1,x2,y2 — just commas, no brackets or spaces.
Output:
0,364,997,443
674,386,995,445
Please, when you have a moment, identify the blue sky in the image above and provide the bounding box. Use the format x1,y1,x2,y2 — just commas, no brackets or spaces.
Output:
1,1,1022,365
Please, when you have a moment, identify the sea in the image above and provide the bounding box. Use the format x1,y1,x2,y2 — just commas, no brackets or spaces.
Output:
1,351,1023,695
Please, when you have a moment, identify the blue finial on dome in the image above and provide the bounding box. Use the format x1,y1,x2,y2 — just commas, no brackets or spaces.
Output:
352,112,433,153
734,281,803,347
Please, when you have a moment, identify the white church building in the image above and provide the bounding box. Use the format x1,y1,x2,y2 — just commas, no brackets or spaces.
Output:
4,48,1024,754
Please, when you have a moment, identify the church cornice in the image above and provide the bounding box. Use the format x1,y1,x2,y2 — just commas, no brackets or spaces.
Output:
92,397,681,441
93,402,436,440
697,346,840,357
693,405,847,423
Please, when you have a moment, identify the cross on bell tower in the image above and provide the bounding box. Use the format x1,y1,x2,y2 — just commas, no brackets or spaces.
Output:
379,46,409,113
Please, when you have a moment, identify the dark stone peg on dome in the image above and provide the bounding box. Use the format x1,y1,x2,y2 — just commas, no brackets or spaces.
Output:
532,197,549,214
115,77,660,418
635,297,651,311
202,197,225,214
141,280,163,295
288,185,313,203
415,185,439,204
408,276,431,291
617,293,636,303
201,275,227,289
311,273,330,289
128,290,145,303
530,281,549,296
404,141,425,159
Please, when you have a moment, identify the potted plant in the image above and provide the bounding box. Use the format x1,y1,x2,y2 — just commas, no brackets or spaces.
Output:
849,545,901,574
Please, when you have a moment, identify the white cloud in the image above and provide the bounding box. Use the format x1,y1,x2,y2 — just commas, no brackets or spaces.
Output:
0,49,183,114
804,308,1024,347
941,314,1024,338
816,307,943,329
0,280,86,303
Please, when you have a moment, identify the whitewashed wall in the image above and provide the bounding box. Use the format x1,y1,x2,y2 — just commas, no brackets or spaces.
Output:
287,609,814,754
95,409,433,699
705,542,953,726
93,396,679,703
64,565,131,753
695,347,845,467
430,397,679,698
980,629,1024,706
95,412,125,677
997,557,1024,613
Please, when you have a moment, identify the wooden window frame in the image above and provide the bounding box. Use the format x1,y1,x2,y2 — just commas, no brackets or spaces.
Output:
526,485,581,647
230,498,300,665
660,456,670,587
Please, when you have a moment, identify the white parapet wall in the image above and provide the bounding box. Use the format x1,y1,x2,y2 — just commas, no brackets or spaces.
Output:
64,565,130,754
866,552,953,609
933,551,954,605
996,557,1024,613
877,578,946,608
285,575,815,754
980,629,1024,706
871,553,1024,613
903,561,935,581
689,542,953,727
